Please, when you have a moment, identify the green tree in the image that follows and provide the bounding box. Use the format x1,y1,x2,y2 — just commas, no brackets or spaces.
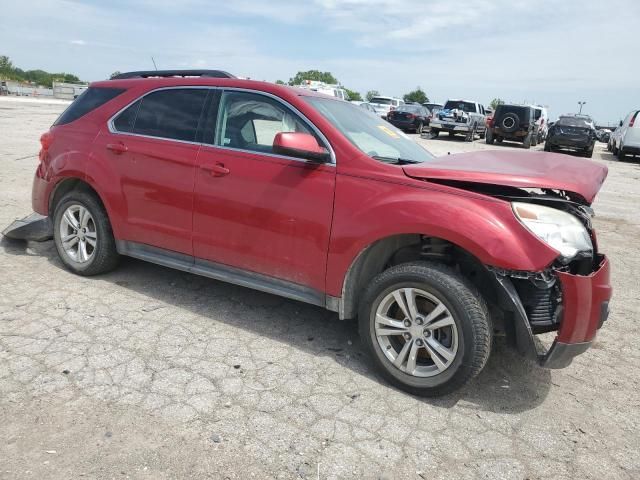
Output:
403,87,428,104
365,90,380,101
110,71,122,79
274,79,286,85
344,88,362,101
288,70,338,86
490,98,505,110
0,55,14,73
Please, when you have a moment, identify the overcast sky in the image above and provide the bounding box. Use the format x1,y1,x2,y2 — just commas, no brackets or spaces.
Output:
1,0,638,125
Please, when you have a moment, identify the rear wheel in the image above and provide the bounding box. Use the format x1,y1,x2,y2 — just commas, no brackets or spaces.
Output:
523,134,532,149
486,128,495,145
53,190,120,276
531,131,538,146
465,124,476,142
618,146,627,161
544,142,552,152
358,262,492,397
416,121,424,134
430,129,440,138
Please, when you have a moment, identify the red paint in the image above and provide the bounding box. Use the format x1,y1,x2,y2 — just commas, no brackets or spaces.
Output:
30,75,612,354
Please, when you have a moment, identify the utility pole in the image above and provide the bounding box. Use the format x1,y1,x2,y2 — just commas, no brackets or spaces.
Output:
578,101,586,114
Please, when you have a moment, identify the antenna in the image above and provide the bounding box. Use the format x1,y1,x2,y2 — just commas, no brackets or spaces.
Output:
151,56,158,71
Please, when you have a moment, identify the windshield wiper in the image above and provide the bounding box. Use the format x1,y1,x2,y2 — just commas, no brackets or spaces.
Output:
372,155,421,165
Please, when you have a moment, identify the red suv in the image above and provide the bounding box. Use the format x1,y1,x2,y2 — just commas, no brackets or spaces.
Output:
4,70,612,396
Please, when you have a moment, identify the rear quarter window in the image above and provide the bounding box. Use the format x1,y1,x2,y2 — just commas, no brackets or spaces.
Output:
112,89,208,142
54,87,125,126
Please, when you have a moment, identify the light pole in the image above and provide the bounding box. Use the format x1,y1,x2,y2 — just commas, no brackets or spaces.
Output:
578,101,586,114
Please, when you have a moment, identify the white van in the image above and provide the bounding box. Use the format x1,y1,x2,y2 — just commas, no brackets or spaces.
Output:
614,109,640,161
531,105,549,141
369,96,404,119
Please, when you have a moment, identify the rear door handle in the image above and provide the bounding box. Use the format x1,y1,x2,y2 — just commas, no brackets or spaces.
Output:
201,162,230,177
106,143,128,154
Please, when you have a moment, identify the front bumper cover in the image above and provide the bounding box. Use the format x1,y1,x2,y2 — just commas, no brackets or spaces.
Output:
492,256,611,368
2,213,53,241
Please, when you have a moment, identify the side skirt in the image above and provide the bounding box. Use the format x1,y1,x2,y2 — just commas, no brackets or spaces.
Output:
115,240,327,308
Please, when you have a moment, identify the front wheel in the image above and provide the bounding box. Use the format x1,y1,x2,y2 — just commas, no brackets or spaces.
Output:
415,121,424,134
53,190,120,276
358,262,492,397
486,128,495,144
465,124,476,142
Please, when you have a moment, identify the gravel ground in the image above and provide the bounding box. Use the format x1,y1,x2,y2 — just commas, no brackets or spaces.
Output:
1,97,639,480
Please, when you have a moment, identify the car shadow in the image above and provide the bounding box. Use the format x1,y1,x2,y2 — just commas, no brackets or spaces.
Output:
1,236,552,413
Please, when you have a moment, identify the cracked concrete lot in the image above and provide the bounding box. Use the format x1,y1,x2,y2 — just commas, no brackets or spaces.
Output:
1,97,639,479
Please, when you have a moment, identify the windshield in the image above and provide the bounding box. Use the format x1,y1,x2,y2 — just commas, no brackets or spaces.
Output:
369,97,393,105
305,97,435,164
443,101,475,112
557,116,593,128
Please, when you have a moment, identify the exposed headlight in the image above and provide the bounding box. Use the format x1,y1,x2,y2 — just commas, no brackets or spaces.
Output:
512,202,593,261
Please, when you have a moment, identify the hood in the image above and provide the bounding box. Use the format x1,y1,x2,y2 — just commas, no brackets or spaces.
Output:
403,150,608,204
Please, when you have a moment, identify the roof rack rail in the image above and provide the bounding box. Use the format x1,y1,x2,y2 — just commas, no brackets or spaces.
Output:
111,70,235,80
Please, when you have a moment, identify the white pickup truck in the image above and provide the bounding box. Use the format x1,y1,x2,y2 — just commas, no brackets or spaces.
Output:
429,99,487,141
368,96,405,119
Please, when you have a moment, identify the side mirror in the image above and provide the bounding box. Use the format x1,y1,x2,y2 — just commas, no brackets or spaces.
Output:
273,132,331,163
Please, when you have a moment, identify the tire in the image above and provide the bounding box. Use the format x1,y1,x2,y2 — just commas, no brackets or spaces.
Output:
430,129,440,138
358,262,492,397
618,146,627,161
523,134,532,149
499,113,520,133
496,137,503,144
486,128,495,145
53,190,120,276
465,124,476,142
612,143,619,155
416,121,424,134
544,142,552,152
531,132,538,147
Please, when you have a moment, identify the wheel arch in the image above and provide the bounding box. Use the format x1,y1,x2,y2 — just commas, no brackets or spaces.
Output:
48,177,116,234
338,233,503,321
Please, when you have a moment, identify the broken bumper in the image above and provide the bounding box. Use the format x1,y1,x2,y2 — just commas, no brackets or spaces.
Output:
2,213,53,241
493,256,612,369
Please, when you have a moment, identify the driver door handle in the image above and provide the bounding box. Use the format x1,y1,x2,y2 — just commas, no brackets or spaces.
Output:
201,162,230,177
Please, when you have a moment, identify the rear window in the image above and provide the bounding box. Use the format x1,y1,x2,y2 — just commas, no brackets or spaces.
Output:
370,97,392,105
112,88,208,142
557,116,593,128
54,87,125,126
444,101,476,113
396,105,422,113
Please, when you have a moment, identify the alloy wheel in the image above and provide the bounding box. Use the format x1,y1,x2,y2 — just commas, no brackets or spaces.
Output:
374,288,459,377
59,204,97,263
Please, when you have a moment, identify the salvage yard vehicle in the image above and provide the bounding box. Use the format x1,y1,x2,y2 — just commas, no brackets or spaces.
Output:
387,104,430,133
428,99,487,141
368,95,404,119
486,104,539,148
531,105,549,142
612,109,640,161
544,114,597,157
3,70,612,396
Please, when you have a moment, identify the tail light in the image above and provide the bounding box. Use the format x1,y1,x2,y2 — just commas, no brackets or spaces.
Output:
406,113,415,119
39,131,53,161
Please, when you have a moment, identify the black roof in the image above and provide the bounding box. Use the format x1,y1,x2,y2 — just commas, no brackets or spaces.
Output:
111,70,235,80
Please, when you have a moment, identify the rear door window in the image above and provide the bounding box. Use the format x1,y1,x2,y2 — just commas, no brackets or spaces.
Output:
113,88,208,142
54,87,125,126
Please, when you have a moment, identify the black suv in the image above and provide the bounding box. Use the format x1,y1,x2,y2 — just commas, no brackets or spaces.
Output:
544,115,597,158
486,104,538,148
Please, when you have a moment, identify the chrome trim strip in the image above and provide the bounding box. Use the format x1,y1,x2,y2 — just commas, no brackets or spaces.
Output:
107,85,336,165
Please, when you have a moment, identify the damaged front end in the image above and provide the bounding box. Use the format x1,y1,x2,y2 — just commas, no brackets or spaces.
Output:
485,187,612,368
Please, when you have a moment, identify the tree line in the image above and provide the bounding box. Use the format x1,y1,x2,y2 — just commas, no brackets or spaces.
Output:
0,55,81,87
